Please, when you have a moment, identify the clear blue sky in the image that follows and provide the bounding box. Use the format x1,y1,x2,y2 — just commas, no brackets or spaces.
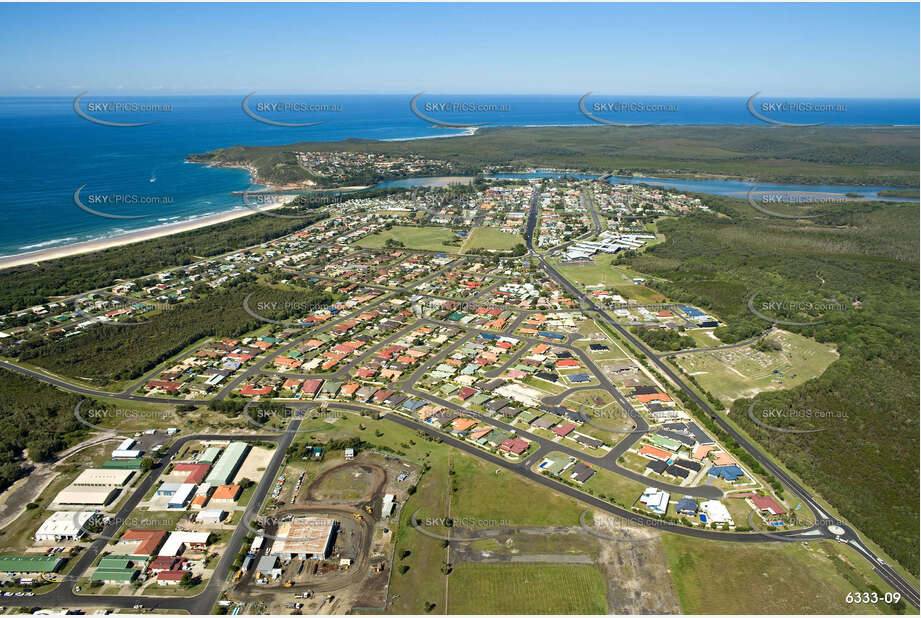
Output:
1,2,918,97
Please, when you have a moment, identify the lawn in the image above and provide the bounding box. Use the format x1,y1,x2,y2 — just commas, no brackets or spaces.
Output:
550,255,666,302
447,563,608,614
461,226,525,253
674,329,838,403
357,225,459,252
662,535,906,614
570,455,648,509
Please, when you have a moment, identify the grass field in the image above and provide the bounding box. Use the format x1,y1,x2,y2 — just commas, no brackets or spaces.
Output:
551,255,666,302
357,225,459,252
674,330,838,403
662,535,905,614
447,563,608,614
461,226,524,253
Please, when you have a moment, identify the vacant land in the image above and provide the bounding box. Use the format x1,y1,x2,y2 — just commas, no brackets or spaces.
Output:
357,225,458,252
461,226,524,253
551,255,666,302
675,330,839,403
447,563,608,614
663,535,905,614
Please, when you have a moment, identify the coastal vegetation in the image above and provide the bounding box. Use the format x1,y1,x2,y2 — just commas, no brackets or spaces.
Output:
0,211,328,314
0,369,88,493
17,281,334,384
189,125,920,188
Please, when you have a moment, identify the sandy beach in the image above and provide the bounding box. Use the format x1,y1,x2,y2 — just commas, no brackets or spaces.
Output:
0,195,299,271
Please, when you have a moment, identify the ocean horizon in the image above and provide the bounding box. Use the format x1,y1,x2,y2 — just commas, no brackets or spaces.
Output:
1,94,918,259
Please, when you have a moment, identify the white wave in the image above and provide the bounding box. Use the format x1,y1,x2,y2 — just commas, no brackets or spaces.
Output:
19,236,79,250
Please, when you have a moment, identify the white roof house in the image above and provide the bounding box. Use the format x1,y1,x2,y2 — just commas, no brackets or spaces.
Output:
700,500,734,525
640,487,670,515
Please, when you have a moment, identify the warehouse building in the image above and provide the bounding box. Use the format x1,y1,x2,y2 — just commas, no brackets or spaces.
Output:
167,483,197,509
53,485,118,507
34,510,100,542
204,442,251,486
0,555,64,574
198,446,223,465
71,468,134,487
158,531,211,557
272,517,336,560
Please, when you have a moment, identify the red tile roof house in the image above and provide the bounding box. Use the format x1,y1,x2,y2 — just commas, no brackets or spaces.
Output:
301,379,323,398
373,389,394,404
240,385,274,397
145,380,182,392
457,387,477,401
282,379,303,391
555,359,580,369
156,570,187,585
273,356,303,370
149,556,186,573
749,495,787,517
499,437,530,456
552,423,576,438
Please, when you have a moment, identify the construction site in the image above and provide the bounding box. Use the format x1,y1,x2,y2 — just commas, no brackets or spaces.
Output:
223,451,419,614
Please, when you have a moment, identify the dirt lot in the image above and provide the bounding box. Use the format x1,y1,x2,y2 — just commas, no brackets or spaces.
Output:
233,446,275,485
230,452,420,614
591,513,681,614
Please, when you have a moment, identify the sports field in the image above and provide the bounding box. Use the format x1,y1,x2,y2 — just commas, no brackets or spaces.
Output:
461,226,524,252
357,225,459,252
447,563,608,614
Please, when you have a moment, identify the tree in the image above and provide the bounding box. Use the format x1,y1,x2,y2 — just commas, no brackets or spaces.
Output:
180,571,193,588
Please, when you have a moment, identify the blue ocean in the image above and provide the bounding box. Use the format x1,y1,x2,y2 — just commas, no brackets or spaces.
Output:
0,94,917,258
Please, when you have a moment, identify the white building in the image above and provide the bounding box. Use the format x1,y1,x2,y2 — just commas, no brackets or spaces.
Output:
381,493,396,518
700,500,734,526
196,509,226,524
639,487,670,515
167,483,196,509
34,510,99,542
158,531,211,557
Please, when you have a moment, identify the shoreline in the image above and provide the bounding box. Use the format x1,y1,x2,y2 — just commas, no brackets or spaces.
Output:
0,195,298,271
